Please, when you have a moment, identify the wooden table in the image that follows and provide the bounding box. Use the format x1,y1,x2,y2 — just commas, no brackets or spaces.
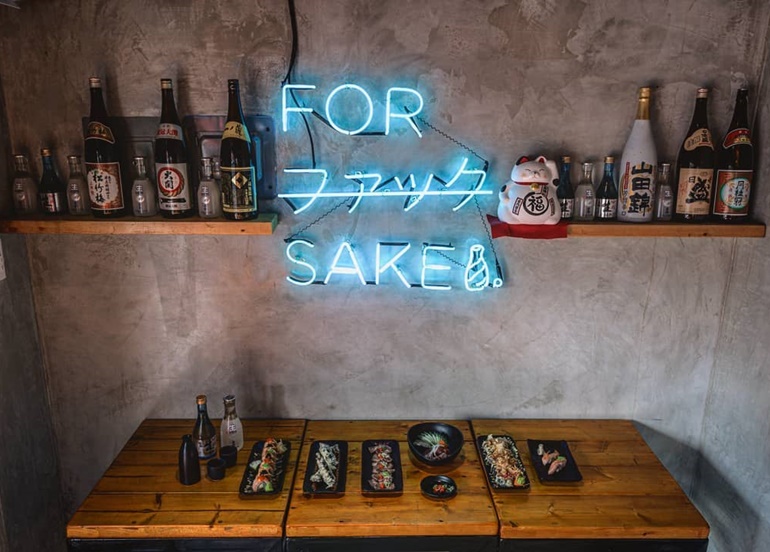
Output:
67,418,306,551
284,420,499,552
471,419,710,552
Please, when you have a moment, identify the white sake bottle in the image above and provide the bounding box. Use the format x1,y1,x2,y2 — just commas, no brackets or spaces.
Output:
617,87,657,222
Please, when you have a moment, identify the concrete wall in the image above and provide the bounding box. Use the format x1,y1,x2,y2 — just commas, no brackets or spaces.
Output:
0,235,64,552
1,1,769,550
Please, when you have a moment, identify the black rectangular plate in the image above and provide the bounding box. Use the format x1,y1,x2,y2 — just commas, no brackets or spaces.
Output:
361,440,403,495
302,440,348,496
238,439,291,498
476,434,530,490
526,439,582,483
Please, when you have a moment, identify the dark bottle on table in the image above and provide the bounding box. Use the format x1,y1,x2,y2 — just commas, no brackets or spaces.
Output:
220,79,259,220
595,156,618,220
556,155,574,220
675,88,715,222
155,78,194,218
39,148,66,214
192,395,217,459
712,88,753,222
178,434,201,485
85,77,126,217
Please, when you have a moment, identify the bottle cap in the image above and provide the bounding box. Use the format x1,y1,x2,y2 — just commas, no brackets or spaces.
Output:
13,154,27,161
582,162,592,169
89,77,102,88
160,78,173,89
66,155,80,162
228,79,239,86
40,148,52,156
697,88,709,98
604,156,614,163
196,395,207,405
561,155,571,163
638,87,651,99
223,394,236,405
660,162,671,169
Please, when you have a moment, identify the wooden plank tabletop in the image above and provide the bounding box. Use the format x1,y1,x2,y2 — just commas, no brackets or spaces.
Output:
67,418,306,539
470,419,710,540
284,420,499,538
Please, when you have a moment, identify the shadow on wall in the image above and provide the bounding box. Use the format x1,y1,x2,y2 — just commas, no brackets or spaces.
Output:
637,423,761,552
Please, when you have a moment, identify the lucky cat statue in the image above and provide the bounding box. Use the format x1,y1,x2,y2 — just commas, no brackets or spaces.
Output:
497,155,562,225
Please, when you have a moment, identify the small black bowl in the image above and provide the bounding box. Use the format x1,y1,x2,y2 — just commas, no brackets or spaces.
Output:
407,422,464,466
421,475,457,500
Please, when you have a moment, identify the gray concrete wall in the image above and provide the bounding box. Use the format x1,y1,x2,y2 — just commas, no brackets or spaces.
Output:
0,239,64,551
1,1,769,550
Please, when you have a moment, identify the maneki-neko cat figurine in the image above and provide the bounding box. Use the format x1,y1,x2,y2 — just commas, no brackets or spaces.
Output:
497,156,561,225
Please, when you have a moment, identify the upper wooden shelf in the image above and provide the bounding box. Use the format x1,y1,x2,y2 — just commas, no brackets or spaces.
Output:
0,213,278,236
567,221,765,238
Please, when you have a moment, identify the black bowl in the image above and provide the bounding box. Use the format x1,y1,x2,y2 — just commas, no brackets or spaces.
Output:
407,422,464,466
420,475,458,499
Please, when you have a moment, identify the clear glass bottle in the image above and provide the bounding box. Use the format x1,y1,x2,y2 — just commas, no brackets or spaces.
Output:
131,156,158,217
655,163,674,221
66,155,90,215
220,394,244,451
198,157,222,218
11,154,38,215
193,395,217,459
596,156,618,220
574,162,596,221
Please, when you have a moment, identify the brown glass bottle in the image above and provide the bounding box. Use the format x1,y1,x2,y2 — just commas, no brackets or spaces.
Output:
220,79,258,220
155,78,194,218
712,88,753,222
674,88,715,222
84,77,126,218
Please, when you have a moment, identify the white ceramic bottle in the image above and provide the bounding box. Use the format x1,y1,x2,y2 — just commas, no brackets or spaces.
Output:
617,87,657,222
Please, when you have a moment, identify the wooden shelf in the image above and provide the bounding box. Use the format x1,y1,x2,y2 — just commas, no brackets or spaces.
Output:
567,221,765,238
0,213,278,236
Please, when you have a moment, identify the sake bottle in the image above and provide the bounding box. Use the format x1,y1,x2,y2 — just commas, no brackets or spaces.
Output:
220,79,259,220
556,156,574,220
712,88,753,222
39,148,67,214
618,87,657,222
66,155,91,216
573,162,595,221
84,77,126,217
192,395,217,460
11,154,38,215
155,78,194,218
595,156,618,220
675,88,715,222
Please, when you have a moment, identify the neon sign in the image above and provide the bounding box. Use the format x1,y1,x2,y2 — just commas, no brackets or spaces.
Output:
286,239,503,290
280,81,502,291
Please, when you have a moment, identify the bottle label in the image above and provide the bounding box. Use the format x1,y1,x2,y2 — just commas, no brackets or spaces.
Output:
86,162,124,210
156,123,183,141
196,436,217,459
221,166,258,213
619,161,655,219
713,170,752,216
676,168,713,215
40,193,64,213
85,121,116,143
596,198,617,219
723,128,752,149
560,198,573,219
156,163,191,212
222,122,251,142
684,129,714,151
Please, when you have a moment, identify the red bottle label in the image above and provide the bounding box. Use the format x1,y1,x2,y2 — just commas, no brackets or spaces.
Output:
713,170,752,216
156,163,191,211
722,128,752,149
156,123,183,141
